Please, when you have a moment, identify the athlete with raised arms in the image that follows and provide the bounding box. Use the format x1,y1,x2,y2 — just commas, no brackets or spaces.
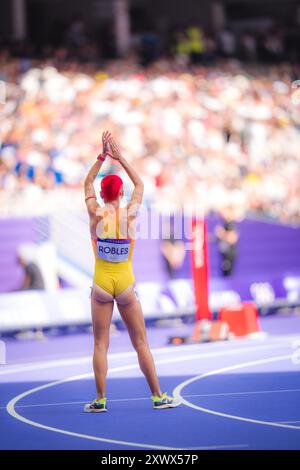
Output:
84,131,180,412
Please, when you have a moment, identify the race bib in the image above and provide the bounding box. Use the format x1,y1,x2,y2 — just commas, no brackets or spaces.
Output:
97,238,131,262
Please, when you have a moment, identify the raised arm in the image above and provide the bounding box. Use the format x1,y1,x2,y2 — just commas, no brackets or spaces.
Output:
108,137,144,211
84,131,111,215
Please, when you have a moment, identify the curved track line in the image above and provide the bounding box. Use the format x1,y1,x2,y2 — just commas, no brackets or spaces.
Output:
6,348,242,450
6,343,295,449
1,340,293,377
173,354,300,430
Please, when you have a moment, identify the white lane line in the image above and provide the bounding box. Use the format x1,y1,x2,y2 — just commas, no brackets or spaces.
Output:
6,366,176,449
173,354,300,430
1,398,150,410
6,349,243,451
6,344,278,450
277,421,300,424
2,387,300,411
182,444,249,450
3,332,300,370
3,333,299,376
0,343,222,376
183,389,300,398
0,340,294,377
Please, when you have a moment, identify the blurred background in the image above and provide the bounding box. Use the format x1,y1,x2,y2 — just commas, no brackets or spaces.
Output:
1,0,300,340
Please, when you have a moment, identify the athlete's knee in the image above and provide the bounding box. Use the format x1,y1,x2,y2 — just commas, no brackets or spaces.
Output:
93,329,110,350
131,333,148,352
94,338,109,352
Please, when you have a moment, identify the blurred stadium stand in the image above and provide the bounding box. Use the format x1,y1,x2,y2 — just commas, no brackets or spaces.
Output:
1,211,300,332
1,0,300,333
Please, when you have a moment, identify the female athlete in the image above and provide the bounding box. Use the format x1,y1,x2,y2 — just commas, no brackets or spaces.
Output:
83,131,180,412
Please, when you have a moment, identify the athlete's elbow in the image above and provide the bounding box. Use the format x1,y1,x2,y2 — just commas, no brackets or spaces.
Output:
135,180,144,190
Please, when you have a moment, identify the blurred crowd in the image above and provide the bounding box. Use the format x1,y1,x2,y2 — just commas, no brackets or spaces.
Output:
173,24,300,66
1,50,300,223
3,19,300,66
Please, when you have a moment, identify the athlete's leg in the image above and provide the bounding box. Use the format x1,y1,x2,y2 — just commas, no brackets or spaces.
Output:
91,284,114,399
116,286,162,396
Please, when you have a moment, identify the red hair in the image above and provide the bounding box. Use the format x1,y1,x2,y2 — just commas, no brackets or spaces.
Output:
101,174,123,202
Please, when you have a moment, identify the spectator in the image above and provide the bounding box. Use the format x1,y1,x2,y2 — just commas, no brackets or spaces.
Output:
65,18,89,50
215,208,239,277
140,29,160,66
218,28,236,58
240,33,257,62
160,223,186,279
17,250,45,290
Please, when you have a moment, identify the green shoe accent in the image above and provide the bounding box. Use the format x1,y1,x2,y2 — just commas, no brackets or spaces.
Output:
151,392,181,409
84,397,107,413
